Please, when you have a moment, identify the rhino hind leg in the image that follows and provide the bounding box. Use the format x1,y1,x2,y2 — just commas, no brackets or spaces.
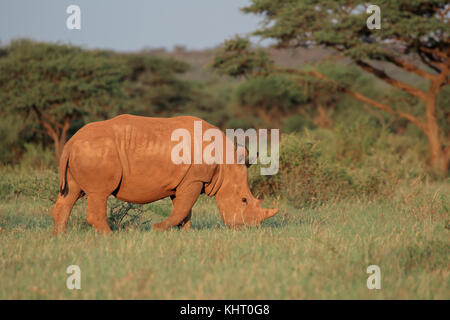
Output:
65,138,122,234
153,182,202,231
86,193,112,234
52,171,82,236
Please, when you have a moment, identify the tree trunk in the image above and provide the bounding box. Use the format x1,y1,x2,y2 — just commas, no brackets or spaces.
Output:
32,106,71,162
314,103,332,128
280,66,449,176
52,116,71,161
424,84,448,175
53,135,65,161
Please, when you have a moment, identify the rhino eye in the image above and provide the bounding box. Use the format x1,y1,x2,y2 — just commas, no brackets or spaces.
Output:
242,197,248,204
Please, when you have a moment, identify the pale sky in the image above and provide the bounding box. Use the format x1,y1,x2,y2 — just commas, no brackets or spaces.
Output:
0,0,262,51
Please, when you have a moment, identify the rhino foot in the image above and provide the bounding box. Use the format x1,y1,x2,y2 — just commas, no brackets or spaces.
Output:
178,220,192,230
152,220,193,231
152,221,171,231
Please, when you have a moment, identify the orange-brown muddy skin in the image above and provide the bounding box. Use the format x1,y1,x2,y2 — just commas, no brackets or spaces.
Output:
51,114,278,235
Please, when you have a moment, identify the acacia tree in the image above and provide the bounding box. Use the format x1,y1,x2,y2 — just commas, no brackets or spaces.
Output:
119,54,193,116
0,41,225,163
117,54,228,128
0,40,129,159
216,1,450,174
234,72,343,128
213,37,344,129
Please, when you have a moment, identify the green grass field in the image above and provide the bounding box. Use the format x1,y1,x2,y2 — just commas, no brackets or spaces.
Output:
0,169,448,299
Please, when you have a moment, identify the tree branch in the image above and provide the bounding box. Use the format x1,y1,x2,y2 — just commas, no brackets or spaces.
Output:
276,67,428,132
355,60,428,100
386,55,436,80
419,46,447,61
418,51,443,73
31,105,59,142
60,115,71,145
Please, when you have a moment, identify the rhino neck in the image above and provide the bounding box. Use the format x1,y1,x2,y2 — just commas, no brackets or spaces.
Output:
204,164,225,197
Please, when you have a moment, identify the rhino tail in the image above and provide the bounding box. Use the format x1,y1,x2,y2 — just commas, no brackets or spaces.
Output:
59,144,71,197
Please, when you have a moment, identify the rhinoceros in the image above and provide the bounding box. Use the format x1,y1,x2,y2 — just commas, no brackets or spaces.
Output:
51,114,278,234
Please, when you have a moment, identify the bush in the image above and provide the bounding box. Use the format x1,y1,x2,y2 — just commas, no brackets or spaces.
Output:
19,143,54,169
0,167,58,201
0,115,23,165
248,123,428,208
283,114,316,133
332,116,382,163
249,133,354,208
107,199,150,231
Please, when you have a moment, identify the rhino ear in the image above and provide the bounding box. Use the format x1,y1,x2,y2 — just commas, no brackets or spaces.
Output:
237,152,246,165
245,151,258,168
235,144,247,165
236,143,257,167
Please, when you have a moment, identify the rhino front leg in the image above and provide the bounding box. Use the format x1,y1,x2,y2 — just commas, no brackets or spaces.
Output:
153,182,202,231
170,195,193,230
177,210,192,230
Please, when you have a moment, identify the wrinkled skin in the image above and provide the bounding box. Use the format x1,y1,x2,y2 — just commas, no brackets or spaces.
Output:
51,114,278,235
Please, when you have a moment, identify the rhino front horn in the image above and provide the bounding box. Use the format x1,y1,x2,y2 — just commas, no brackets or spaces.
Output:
265,208,278,219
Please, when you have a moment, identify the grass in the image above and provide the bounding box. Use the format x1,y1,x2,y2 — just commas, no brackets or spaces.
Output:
0,171,448,299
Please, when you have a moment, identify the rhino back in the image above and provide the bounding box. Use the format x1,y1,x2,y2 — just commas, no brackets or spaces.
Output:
69,114,219,204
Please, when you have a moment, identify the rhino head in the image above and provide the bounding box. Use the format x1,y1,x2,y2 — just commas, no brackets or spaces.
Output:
214,162,278,228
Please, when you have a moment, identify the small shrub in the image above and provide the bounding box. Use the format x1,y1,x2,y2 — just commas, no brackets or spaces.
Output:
393,241,449,273
107,198,150,231
107,198,172,231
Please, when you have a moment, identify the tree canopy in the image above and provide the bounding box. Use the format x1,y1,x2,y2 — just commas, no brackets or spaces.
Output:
0,40,220,161
0,40,129,158
214,0,450,174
